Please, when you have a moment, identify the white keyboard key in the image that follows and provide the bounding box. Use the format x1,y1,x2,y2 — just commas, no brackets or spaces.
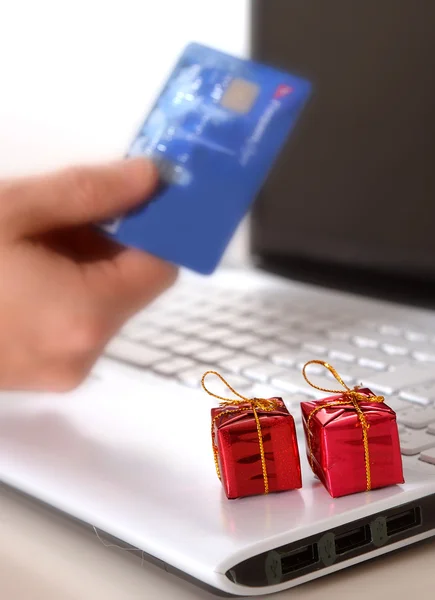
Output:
359,320,378,330
271,374,306,393
176,320,208,335
379,324,402,336
427,423,435,435
405,330,428,343
122,324,160,341
399,429,435,456
194,347,234,363
328,341,357,362
243,321,277,337
254,305,284,319
280,313,307,327
381,343,408,356
215,374,252,394
244,363,286,383
104,338,169,367
299,319,335,333
219,354,260,374
271,373,330,396
160,291,194,306
178,366,209,387
189,309,215,322
231,316,265,332
384,355,412,369
352,335,379,349
271,350,315,369
148,332,187,349
357,350,388,370
400,379,435,404
146,312,183,329
371,333,408,349
222,334,259,350
248,341,287,358
276,332,301,346
247,382,284,400
301,339,328,354
330,323,372,336
172,340,210,356
358,350,408,370
326,329,351,341
197,326,233,342
324,360,355,384
397,406,435,429
153,358,196,376
188,302,217,315
365,364,435,395
338,364,378,383
412,349,435,363
400,380,435,405
208,311,243,326
408,341,435,354
179,367,250,391
384,397,415,413
419,447,435,466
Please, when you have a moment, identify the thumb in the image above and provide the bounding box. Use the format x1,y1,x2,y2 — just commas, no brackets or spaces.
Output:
0,157,158,239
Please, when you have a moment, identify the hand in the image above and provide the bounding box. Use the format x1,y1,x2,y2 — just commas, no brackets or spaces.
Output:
0,158,177,392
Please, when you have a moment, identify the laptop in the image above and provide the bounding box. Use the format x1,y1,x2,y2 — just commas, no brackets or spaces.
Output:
2,1,435,596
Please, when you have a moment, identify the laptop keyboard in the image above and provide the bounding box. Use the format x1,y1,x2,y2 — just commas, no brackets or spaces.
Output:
105,279,435,470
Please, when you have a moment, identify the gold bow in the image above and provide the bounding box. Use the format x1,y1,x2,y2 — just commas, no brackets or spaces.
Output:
201,371,279,495
302,360,385,492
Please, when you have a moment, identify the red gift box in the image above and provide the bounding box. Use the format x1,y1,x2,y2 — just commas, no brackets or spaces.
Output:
203,371,302,499
301,361,404,498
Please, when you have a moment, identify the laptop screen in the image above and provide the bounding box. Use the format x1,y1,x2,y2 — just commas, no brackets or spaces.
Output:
250,1,435,287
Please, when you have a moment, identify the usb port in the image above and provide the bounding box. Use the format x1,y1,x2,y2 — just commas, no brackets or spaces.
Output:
281,544,319,575
386,507,421,536
335,525,371,555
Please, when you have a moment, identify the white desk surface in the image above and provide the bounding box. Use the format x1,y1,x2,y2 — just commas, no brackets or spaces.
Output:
1,484,434,600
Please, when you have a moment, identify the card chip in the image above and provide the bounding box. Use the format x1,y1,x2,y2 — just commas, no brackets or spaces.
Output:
220,78,260,114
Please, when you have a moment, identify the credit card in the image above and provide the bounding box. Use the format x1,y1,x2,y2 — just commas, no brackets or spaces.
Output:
100,42,312,274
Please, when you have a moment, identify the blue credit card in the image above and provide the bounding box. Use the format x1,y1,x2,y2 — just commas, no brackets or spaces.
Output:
100,43,312,274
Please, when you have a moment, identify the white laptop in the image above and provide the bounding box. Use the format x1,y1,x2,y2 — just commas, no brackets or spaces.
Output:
2,2,435,597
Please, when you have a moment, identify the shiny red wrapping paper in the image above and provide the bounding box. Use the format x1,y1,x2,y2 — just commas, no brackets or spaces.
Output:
212,398,302,499
301,388,404,498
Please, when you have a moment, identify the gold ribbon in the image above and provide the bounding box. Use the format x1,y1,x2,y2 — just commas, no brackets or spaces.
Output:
201,370,279,495
302,360,385,492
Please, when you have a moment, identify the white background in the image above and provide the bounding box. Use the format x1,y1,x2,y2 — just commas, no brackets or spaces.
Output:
0,0,251,262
